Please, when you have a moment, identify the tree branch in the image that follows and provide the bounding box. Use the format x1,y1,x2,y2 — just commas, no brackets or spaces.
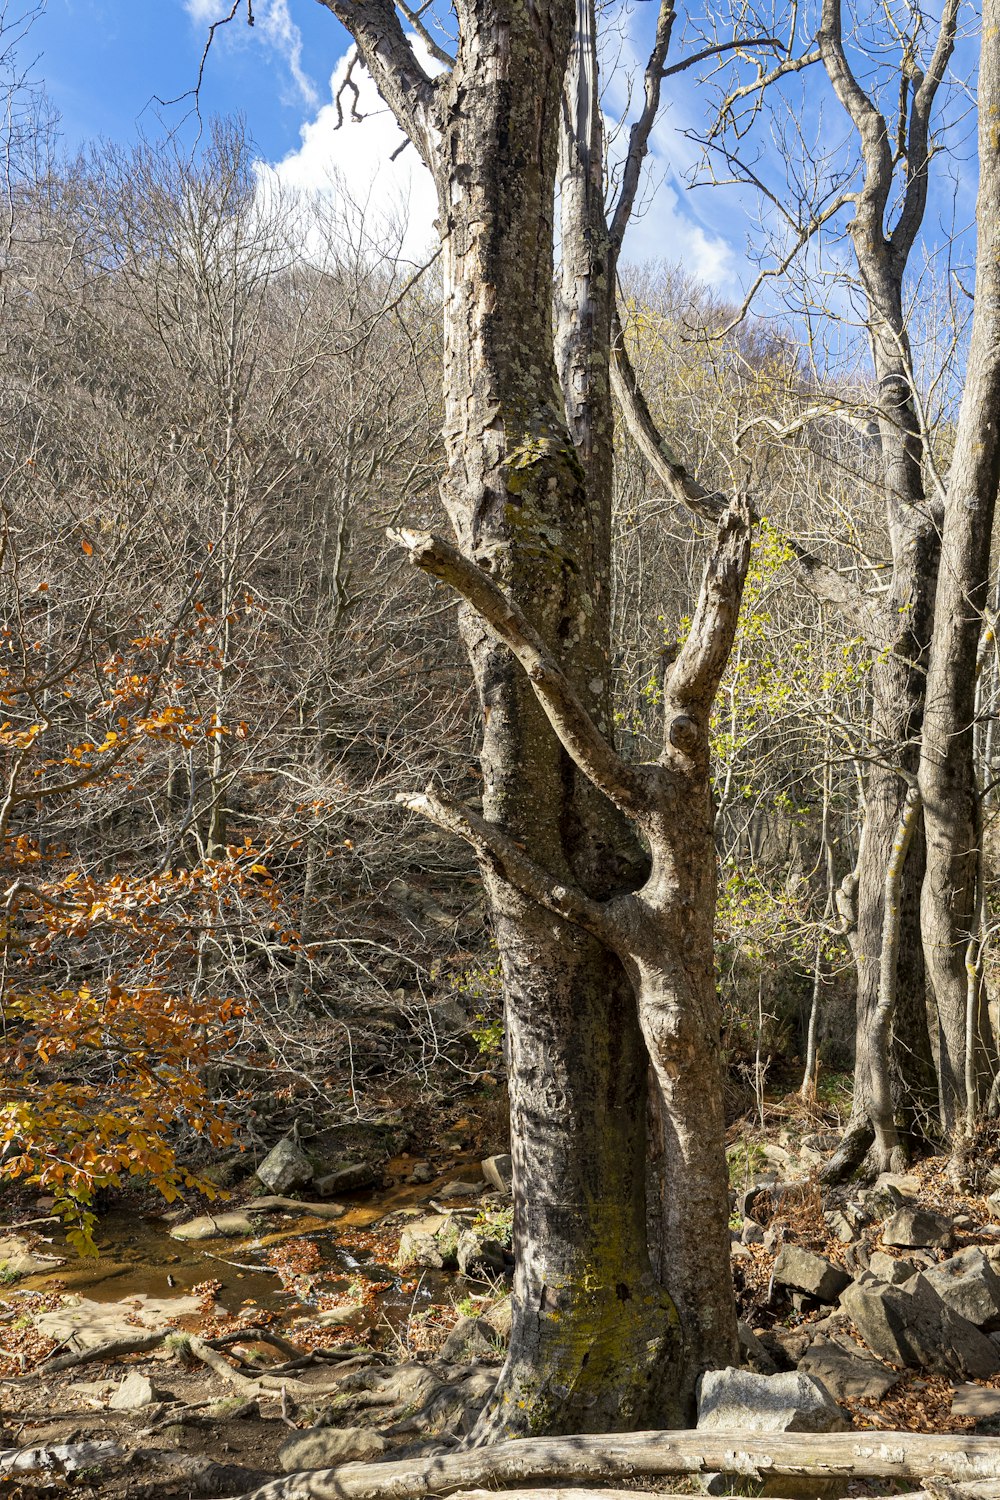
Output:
397,788,615,942
387,527,654,816
665,495,754,728
316,0,439,170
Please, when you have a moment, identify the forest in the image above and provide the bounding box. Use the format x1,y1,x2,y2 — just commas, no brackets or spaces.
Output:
3,0,1000,1494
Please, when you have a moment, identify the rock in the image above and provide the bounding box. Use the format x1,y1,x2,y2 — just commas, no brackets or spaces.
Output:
438,1179,483,1200
439,1315,502,1363
410,1161,434,1184
278,1426,387,1471
798,1334,901,1401
310,1303,364,1327
869,1250,918,1285
773,1246,852,1304
697,1367,848,1433
315,1161,376,1196
457,1227,507,1278
396,1215,458,1271
256,1138,313,1195
170,1211,254,1241
0,1234,65,1279
741,1219,765,1246
840,1273,1000,1378
481,1154,513,1194
922,1247,1000,1328
32,1294,204,1353
825,1207,864,1243
738,1321,778,1375
109,1372,169,1410
881,1205,953,1250
953,1383,1000,1418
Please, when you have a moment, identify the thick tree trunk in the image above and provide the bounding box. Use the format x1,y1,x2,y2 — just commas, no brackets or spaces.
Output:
432,0,679,1438
918,5,1000,1130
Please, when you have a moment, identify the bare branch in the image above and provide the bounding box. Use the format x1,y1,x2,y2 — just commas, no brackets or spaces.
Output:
316,0,438,170
665,494,754,726
397,788,615,941
388,527,654,816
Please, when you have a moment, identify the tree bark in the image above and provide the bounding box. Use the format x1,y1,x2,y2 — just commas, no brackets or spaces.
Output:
237,1429,1000,1500
918,0,1000,1130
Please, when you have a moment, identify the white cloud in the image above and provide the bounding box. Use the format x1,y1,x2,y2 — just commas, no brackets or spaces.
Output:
258,43,439,267
182,0,317,108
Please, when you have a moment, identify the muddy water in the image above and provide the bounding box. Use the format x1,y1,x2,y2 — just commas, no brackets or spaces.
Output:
8,1165,480,1332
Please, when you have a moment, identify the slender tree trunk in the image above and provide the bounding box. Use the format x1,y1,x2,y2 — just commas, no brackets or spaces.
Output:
918,6,1000,1128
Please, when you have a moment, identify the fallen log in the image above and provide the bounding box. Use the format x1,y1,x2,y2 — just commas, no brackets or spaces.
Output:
237,1430,1000,1500
39,1331,169,1373
444,1489,1000,1500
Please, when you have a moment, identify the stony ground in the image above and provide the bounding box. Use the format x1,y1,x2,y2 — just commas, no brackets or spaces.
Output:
5,1102,1000,1496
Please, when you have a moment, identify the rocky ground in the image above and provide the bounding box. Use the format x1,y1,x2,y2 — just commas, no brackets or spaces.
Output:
6,1104,1000,1497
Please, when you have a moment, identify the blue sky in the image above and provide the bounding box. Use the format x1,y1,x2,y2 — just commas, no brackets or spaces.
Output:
26,0,978,328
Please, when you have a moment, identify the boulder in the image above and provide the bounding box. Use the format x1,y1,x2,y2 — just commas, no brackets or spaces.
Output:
410,1161,434,1184
697,1367,848,1433
741,1219,765,1246
881,1205,952,1250
109,1373,169,1410
256,1139,313,1195
921,1247,1000,1328
457,1227,507,1278
825,1205,866,1243
32,1294,204,1354
697,1366,848,1500
868,1250,917,1285
481,1154,513,1194
396,1214,458,1271
278,1426,387,1472
484,1295,512,1341
314,1161,376,1196
438,1179,484,1200
840,1273,1000,1378
773,1246,852,1304
798,1334,901,1401
439,1315,502,1363
953,1383,1000,1418
170,1211,254,1241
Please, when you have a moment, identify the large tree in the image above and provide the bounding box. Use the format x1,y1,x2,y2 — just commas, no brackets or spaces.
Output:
297,0,750,1440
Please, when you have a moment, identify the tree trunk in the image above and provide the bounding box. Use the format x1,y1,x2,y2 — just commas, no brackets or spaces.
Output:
918,0,1000,1129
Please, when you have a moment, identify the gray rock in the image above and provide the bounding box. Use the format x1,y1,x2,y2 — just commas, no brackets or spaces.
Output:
798,1334,901,1401
481,1154,513,1194
741,1219,765,1246
737,1321,778,1375
169,1211,254,1242
456,1227,507,1278
697,1366,848,1433
439,1315,503,1363
256,1139,313,1195
0,1235,65,1280
825,1206,864,1243
868,1250,918,1285
773,1245,852,1304
952,1383,1000,1418
881,1205,953,1250
109,1373,168,1410
315,1161,375,1196
922,1247,1000,1328
410,1161,434,1184
840,1272,1000,1378
438,1179,484,1200
278,1426,387,1471
395,1215,458,1271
